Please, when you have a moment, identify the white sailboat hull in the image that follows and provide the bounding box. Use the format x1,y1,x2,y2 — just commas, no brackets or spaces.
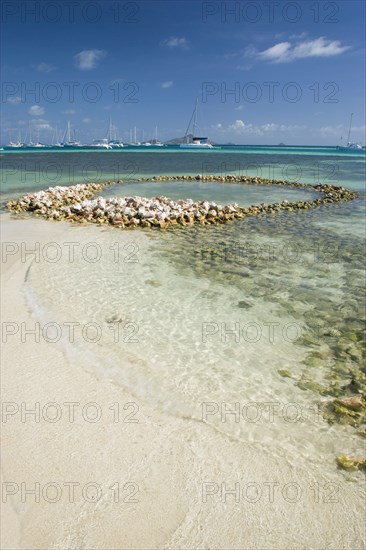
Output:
180,143,214,149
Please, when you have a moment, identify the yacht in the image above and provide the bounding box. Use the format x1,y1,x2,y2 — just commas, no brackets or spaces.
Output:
180,99,214,149
180,137,214,149
337,113,363,150
8,141,25,148
62,121,82,148
151,126,164,146
107,118,124,147
109,140,124,148
8,130,25,148
129,126,141,146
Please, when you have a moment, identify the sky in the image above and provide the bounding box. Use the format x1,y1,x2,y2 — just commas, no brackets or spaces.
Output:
1,0,365,145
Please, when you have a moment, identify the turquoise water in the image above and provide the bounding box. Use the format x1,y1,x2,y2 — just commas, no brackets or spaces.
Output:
101,180,318,206
1,147,365,204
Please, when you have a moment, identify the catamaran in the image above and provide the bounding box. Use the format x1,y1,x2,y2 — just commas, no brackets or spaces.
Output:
180,98,214,149
107,117,124,148
89,138,112,149
337,113,363,150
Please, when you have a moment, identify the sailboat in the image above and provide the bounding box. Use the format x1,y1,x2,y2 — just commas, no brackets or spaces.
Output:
337,113,363,150
180,98,214,149
52,126,63,147
151,126,164,146
142,129,152,146
62,121,82,148
107,117,124,148
129,126,141,146
32,127,47,148
8,130,25,148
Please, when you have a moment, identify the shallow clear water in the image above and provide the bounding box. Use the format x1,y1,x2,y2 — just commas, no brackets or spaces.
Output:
4,148,366,476
102,180,318,206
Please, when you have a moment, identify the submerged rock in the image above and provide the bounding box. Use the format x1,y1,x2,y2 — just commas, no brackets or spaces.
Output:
336,455,366,472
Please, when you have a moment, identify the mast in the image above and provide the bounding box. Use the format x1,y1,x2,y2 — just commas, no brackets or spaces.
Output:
183,98,199,143
347,113,353,144
134,126,137,143
29,121,32,145
193,97,198,136
67,121,71,143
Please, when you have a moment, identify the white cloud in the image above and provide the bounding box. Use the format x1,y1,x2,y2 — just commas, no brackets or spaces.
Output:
161,37,189,50
228,120,306,135
62,109,77,115
229,120,256,133
74,49,106,70
161,80,173,88
257,37,350,63
28,105,45,116
235,105,244,111
259,42,291,62
36,62,56,73
7,96,21,105
82,118,91,123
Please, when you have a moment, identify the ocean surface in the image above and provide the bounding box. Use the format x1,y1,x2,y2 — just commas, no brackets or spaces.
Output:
2,146,365,487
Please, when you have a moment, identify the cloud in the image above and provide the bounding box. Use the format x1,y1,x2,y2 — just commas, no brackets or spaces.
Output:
74,49,106,70
161,80,173,88
29,105,45,116
36,62,56,73
7,96,22,104
82,118,91,123
257,37,350,63
235,105,244,111
161,37,189,50
228,120,306,135
62,109,77,115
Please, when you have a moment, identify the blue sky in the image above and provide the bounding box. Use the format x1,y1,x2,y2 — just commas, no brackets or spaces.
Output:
1,0,365,144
